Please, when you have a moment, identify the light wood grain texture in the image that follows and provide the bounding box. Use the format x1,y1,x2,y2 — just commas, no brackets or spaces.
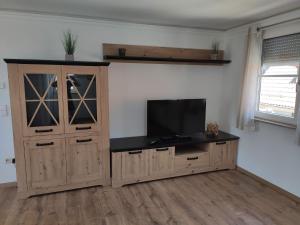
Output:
0,182,17,188
98,66,111,185
212,141,237,170
121,150,149,183
112,141,238,187
103,43,224,60
24,138,67,190
66,135,104,184
149,147,174,176
7,64,28,196
1,170,300,225
174,151,210,172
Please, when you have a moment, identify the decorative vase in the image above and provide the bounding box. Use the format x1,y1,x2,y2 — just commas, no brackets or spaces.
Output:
206,122,219,137
118,48,126,57
65,54,74,61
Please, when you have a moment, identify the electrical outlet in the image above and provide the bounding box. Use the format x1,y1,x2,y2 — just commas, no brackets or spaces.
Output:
5,158,15,164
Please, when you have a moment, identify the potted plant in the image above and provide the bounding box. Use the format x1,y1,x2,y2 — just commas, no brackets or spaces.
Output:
62,30,78,61
210,41,220,60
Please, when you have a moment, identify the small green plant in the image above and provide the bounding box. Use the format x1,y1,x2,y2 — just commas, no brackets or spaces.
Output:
62,30,78,55
211,41,219,54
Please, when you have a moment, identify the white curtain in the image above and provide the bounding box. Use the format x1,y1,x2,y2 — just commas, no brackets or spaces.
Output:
237,27,263,130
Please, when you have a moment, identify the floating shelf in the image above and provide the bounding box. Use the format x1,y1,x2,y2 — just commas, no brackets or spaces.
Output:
103,55,231,65
103,43,231,65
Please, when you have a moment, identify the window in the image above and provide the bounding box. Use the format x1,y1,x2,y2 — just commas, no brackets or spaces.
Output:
256,33,300,126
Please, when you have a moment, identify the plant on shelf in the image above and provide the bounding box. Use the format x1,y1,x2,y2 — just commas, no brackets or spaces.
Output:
210,41,220,60
62,30,78,61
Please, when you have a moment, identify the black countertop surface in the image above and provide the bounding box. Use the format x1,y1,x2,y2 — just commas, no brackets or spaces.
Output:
110,131,239,152
4,59,110,66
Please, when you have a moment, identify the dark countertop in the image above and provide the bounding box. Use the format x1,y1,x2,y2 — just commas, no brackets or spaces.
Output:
110,131,239,152
4,59,110,67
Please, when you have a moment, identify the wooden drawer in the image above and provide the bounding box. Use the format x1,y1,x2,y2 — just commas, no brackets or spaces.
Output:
174,152,210,171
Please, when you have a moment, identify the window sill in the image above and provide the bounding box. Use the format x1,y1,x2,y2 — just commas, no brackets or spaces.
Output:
254,117,296,129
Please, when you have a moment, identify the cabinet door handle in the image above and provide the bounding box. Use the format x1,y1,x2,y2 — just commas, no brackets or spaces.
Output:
156,148,169,152
129,150,142,155
35,129,53,133
76,138,92,143
216,142,226,145
187,156,198,160
76,126,91,130
36,142,54,147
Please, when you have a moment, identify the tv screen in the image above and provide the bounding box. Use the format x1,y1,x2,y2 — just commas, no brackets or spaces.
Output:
147,99,206,137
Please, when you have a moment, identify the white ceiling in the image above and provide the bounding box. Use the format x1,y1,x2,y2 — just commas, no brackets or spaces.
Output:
1,0,300,30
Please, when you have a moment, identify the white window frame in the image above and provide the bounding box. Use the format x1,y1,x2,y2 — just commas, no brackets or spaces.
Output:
255,60,300,127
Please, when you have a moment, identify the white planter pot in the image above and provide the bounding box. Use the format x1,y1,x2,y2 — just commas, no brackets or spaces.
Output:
65,54,74,61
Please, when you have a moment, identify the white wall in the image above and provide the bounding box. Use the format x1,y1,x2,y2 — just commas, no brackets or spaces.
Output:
222,17,300,197
0,12,225,183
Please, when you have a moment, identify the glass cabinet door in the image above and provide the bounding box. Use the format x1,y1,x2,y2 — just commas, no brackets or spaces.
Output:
19,65,64,136
62,66,101,133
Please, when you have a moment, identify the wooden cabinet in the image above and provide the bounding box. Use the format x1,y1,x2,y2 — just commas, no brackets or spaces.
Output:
24,138,66,189
112,139,238,188
5,59,110,198
149,147,174,176
212,141,237,170
66,136,104,184
121,150,149,182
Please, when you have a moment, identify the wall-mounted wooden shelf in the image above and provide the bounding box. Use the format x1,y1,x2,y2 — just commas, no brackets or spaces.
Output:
103,43,231,65
104,55,231,65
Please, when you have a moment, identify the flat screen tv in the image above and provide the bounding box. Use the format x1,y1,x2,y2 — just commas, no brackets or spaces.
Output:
147,99,206,137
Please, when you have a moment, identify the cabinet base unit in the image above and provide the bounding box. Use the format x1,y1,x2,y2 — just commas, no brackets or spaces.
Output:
5,59,110,198
111,132,239,188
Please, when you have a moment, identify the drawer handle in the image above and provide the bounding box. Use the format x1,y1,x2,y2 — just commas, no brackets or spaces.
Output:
36,142,54,147
129,150,142,155
76,138,92,143
35,129,53,133
156,148,169,152
187,156,198,161
76,126,91,130
216,142,226,145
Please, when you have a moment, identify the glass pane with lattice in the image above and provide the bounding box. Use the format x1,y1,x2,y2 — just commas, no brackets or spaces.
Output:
67,74,94,98
26,102,39,125
68,100,80,123
30,103,58,127
66,75,80,99
72,103,95,124
85,100,97,121
26,74,58,99
85,78,96,98
24,78,39,100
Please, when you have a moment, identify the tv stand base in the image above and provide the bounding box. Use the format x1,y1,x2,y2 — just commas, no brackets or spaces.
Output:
111,137,239,188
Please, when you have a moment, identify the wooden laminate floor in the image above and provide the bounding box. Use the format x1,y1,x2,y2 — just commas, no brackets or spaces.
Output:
1,170,299,225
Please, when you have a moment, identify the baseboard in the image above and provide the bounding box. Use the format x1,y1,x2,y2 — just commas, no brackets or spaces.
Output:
0,181,17,188
237,166,300,204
